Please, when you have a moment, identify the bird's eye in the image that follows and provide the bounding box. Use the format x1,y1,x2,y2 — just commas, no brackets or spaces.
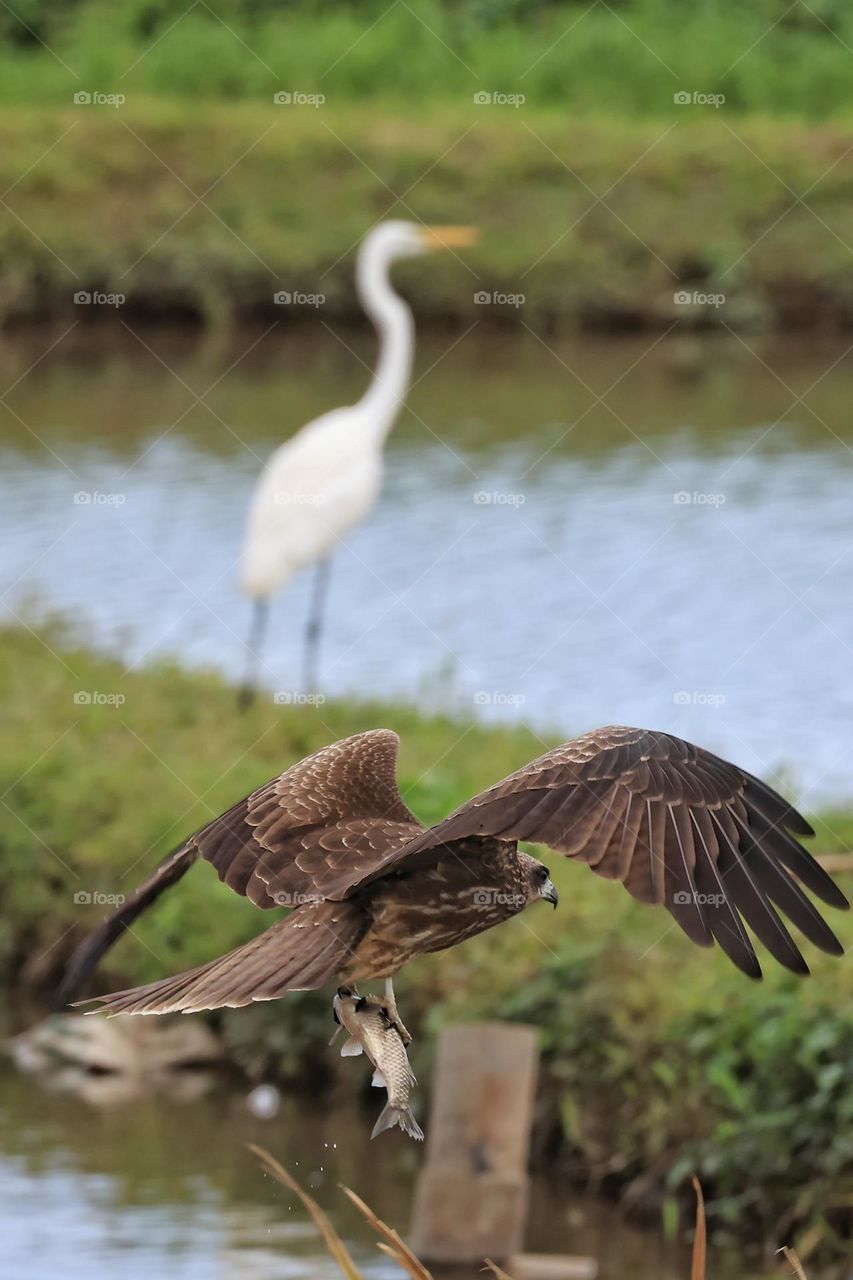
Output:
539,866,550,881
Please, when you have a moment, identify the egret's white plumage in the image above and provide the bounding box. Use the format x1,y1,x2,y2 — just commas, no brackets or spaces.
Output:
238,220,476,703
240,405,383,599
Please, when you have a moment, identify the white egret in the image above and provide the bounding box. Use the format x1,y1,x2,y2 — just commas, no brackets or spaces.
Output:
238,220,477,707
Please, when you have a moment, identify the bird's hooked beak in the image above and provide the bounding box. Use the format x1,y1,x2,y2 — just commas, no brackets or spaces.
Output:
420,225,479,250
541,877,559,909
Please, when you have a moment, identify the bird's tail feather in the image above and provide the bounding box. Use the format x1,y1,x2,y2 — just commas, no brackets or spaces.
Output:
58,842,199,1005
76,900,365,1016
371,1101,424,1142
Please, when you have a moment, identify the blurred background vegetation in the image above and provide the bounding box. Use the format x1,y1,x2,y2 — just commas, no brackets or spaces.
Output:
1,0,853,113
2,0,853,328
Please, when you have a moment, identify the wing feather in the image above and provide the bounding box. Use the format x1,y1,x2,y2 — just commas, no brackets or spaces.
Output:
712,808,808,973
647,797,667,906
603,792,645,883
582,786,630,868
80,900,366,1016
190,730,422,907
741,843,844,955
745,800,846,907
665,802,711,946
359,725,847,976
690,808,760,977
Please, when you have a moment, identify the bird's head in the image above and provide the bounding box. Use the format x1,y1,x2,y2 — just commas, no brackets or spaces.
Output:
361,220,478,264
518,851,559,909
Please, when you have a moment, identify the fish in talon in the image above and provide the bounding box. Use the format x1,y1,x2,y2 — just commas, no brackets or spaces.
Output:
332,988,423,1142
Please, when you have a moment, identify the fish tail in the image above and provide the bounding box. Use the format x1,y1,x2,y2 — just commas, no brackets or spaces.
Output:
370,1102,424,1142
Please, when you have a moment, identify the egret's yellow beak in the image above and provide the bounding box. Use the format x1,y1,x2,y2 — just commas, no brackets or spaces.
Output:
420,225,479,250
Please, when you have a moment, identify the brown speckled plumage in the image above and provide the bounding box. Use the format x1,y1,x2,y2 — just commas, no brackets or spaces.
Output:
64,725,848,1016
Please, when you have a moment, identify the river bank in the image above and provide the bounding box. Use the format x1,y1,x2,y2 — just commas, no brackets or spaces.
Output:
2,106,853,332
1,625,851,1269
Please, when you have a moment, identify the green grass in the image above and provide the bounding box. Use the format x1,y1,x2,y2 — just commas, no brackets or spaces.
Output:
3,0,853,117
1,622,851,1265
3,103,853,331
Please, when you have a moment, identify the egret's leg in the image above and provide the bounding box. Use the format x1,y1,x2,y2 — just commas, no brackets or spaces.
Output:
384,977,412,1045
237,597,269,711
303,557,332,694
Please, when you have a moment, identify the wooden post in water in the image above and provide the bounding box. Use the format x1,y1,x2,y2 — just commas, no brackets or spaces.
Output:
410,1022,538,1263
410,1022,597,1278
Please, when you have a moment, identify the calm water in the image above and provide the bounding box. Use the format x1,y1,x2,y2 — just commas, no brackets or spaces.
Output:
3,323,853,806
0,1052,711,1280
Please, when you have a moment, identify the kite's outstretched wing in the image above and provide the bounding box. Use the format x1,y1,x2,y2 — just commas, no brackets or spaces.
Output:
191,728,421,908
358,726,848,977
61,730,421,1001
80,899,367,1017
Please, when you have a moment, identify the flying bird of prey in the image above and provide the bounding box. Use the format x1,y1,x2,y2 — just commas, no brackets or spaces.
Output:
63,727,848,1022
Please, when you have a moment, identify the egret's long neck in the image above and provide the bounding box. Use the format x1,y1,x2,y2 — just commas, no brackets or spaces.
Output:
355,242,414,439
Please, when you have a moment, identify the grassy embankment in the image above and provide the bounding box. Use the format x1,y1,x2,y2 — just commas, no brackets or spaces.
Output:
1,623,851,1267
2,2,853,329
2,106,853,333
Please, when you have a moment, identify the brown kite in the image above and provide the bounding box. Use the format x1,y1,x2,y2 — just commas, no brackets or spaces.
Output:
63,726,848,1022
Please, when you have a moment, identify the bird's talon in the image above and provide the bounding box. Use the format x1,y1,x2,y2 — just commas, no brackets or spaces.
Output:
381,977,412,1044
393,1017,413,1046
